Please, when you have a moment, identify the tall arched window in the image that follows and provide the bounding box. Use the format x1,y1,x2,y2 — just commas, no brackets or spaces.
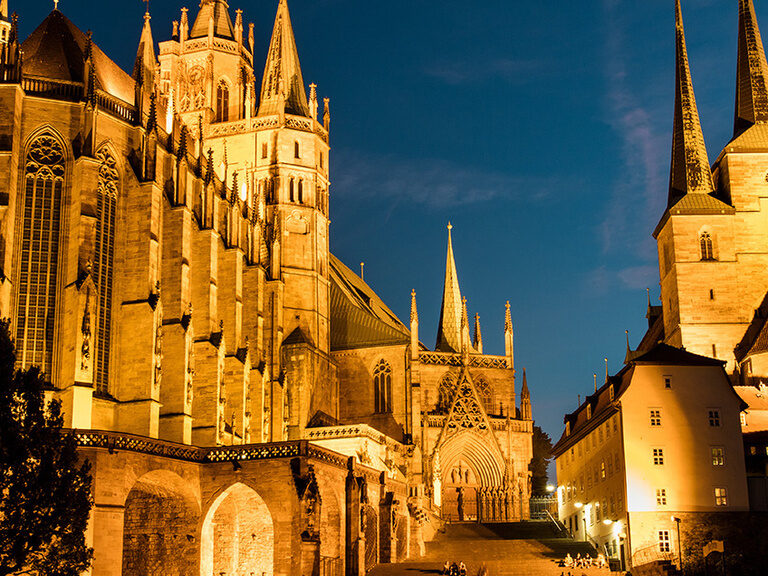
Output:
15,133,66,377
437,372,456,413
373,359,392,413
297,179,303,204
700,232,715,261
216,80,229,123
94,147,118,395
289,179,295,202
474,375,494,414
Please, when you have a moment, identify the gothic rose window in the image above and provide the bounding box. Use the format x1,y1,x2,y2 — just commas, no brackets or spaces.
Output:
373,359,392,413
15,133,66,377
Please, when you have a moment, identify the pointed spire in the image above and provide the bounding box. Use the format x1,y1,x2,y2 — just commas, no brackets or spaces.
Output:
521,369,529,398
460,296,472,353
735,0,768,136
504,300,513,333
258,0,309,118
504,300,514,362
473,313,483,354
133,9,157,90
520,369,531,420
668,0,715,208
436,222,464,353
410,289,418,325
309,82,318,120
189,0,235,40
146,90,158,133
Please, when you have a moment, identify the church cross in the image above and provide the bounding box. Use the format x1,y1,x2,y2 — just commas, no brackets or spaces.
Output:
53,0,59,10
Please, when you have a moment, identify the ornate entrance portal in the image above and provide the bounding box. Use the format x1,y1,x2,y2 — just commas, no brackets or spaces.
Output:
442,459,478,522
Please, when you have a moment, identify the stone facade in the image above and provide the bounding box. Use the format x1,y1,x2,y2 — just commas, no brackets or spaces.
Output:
0,1,533,575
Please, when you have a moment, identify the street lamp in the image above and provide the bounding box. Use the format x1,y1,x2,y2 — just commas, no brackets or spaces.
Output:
671,516,682,570
546,484,555,493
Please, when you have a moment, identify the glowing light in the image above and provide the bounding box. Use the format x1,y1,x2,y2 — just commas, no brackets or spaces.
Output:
574,501,583,509
603,519,613,525
239,181,247,201
546,484,555,493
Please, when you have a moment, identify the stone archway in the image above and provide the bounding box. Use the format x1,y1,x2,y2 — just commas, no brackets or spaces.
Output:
200,483,274,576
438,431,506,523
122,470,201,576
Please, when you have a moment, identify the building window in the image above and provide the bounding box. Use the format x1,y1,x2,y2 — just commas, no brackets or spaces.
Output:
741,413,747,426
714,487,728,506
216,80,229,123
708,410,721,427
664,376,672,389
656,489,667,506
437,372,457,413
653,448,664,466
700,232,715,260
15,132,66,377
650,409,661,426
373,359,392,413
289,179,295,202
751,446,758,456
474,376,494,414
94,147,118,396
294,141,300,159
262,142,268,159
297,179,303,204
712,344,717,357
319,152,324,168
711,446,725,466
710,289,715,300
601,460,606,479
658,531,671,553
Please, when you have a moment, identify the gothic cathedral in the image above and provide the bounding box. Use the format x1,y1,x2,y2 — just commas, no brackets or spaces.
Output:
0,1,533,575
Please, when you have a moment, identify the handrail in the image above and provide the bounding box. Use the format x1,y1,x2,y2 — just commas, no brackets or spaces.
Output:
631,542,676,567
544,509,567,534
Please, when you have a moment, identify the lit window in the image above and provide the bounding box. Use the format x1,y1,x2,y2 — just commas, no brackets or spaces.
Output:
714,487,727,506
650,409,661,427
741,413,747,426
751,446,758,456
711,447,725,466
216,80,229,123
601,461,606,479
708,410,721,427
664,377,672,389
656,489,667,506
700,232,715,261
653,448,664,465
658,531,671,553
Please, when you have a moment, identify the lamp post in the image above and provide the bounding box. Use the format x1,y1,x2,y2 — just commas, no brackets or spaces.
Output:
671,516,682,571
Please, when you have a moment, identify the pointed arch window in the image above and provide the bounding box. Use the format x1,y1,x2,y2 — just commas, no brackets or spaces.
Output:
297,179,303,204
437,372,457,413
473,375,494,414
216,80,229,123
289,178,295,202
94,147,118,395
15,133,66,377
373,359,392,413
700,232,715,261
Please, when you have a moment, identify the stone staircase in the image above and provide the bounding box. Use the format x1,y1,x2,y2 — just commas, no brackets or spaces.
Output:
370,520,607,576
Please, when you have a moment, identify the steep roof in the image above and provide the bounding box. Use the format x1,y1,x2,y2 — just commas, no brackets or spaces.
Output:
734,0,768,138
734,384,768,411
20,10,134,104
189,0,235,40
329,253,410,351
735,291,768,363
435,223,463,353
667,0,716,210
133,12,156,89
257,0,309,117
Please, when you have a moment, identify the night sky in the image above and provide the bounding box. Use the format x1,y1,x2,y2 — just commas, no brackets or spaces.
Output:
12,0,757,444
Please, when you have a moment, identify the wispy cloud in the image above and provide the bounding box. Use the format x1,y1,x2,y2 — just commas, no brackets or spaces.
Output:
423,58,543,86
583,264,658,296
600,0,667,259
332,148,559,209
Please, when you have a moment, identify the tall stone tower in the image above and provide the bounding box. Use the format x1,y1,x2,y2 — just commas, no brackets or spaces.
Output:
653,0,768,374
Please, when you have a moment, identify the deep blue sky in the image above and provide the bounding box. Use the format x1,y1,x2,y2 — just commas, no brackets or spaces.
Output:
14,0,756,443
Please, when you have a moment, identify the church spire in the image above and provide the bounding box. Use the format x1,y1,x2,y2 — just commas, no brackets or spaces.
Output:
668,0,715,208
189,0,235,41
435,223,463,353
735,0,768,136
133,9,156,92
520,368,531,420
258,0,309,118
473,313,483,354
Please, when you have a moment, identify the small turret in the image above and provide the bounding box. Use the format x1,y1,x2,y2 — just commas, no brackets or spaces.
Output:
504,301,514,366
519,369,531,421
309,83,318,121
410,289,419,360
179,7,189,50
234,8,243,49
460,297,471,356
473,313,483,354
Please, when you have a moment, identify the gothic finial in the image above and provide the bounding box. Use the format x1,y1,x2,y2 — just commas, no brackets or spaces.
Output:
410,289,418,324
604,357,609,383
205,148,214,184
473,312,483,353
504,300,512,332
146,90,158,133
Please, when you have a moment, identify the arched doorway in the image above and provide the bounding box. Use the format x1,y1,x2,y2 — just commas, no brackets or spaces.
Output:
438,431,506,523
200,483,274,576
122,470,200,576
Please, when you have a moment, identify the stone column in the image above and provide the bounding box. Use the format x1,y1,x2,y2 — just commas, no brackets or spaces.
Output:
345,458,362,576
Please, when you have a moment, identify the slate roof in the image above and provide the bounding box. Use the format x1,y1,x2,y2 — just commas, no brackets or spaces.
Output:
189,0,235,40
329,254,410,351
735,291,768,363
734,385,768,411
21,10,135,104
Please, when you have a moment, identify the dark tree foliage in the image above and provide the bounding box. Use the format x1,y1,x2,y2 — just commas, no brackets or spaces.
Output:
530,425,553,496
0,320,93,576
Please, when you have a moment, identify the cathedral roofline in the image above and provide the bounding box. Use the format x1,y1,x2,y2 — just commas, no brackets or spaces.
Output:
189,0,236,41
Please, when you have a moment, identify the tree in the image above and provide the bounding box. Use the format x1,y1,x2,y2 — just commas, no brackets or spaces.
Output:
0,320,93,576
530,425,553,496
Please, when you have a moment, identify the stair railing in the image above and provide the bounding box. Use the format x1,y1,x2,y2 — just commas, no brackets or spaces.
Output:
543,509,568,535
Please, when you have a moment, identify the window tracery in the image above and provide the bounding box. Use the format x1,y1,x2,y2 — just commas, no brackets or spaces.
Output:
700,231,715,261
373,359,392,413
437,372,457,413
216,80,229,123
15,133,66,377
